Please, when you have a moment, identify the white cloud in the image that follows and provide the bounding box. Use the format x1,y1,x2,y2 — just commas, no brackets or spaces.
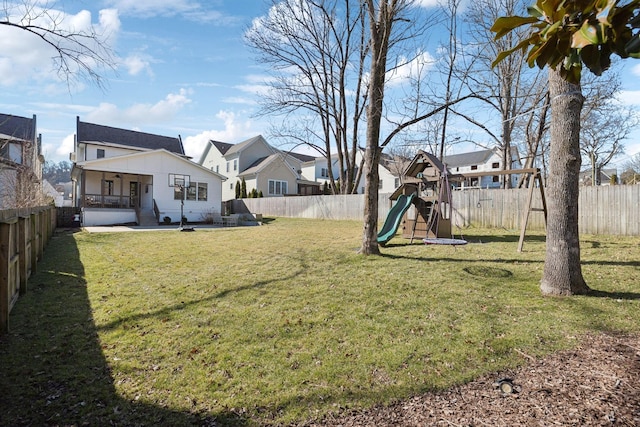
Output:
618,90,640,106
99,9,121,39
0,6,120,87
386,51,437,87
86,88,192,125
235,84,271,97
106,0,240,24
57,134,76,158
40,133,75,163
415,0,442,7
106,0,198,17
223,97,258,105
182,111,258,159
121,54,154,76
631,63,640,77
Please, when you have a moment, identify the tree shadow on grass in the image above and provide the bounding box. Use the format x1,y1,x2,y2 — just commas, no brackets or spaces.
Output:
585,289,640,300
0,232,248,426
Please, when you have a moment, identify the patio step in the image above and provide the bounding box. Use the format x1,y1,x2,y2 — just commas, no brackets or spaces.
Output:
137,209,158,226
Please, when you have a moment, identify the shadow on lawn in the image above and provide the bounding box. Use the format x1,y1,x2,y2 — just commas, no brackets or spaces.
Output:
0,232,248,426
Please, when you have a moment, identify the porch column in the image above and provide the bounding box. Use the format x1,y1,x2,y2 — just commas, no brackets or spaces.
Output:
119,175,123,208
80,170,86,208
101,171,105,207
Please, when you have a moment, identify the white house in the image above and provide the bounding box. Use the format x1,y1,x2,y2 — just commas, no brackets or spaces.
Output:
579,168,618,186
70,118,226,226
199,135,318,200
444,146,521,188
300,150,406,194
0,113,44,209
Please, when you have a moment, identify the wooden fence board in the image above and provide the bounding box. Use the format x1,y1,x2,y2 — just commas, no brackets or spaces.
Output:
233,185,638,236
0,206,54,334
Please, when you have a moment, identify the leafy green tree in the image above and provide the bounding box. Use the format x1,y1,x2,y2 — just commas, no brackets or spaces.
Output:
492,0,640,295
235,180,241,199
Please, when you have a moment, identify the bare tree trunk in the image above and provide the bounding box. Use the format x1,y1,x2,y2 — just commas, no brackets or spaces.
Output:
540,68,590,296
359,0,395,255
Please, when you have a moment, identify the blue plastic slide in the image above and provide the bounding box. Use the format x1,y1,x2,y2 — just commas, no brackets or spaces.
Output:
377,193,416,245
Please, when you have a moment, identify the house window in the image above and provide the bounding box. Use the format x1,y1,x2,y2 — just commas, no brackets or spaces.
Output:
230,182,233,189
226,162,230,173
492,162,500,169
394,178,400,188
97,148,105,159
233,159,238,171
104,180,114,195
268,179,288,195
2,142,23,164
174,187,184,200
493,176,500,183
186,184,197,200
471,165,478,170
197,183,208,201
215,165,219,173
321,168,329,178
185,182,208,201
378,179,383,189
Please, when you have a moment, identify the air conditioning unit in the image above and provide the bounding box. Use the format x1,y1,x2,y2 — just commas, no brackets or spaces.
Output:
69,152,76,162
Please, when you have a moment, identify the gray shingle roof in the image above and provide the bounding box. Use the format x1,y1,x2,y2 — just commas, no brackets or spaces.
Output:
0,113,36,142
443,148,495,168
287,151,316,162
76,119,184,154
211,140,234,155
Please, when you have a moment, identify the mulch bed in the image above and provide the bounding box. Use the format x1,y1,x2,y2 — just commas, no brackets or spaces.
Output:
299,333,640,426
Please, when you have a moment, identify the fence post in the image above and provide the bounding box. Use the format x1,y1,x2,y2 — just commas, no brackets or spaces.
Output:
18,216,28,295
0,220,19,334
30,213,38,276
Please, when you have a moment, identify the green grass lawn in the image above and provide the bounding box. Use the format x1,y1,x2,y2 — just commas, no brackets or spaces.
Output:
1,218,639,426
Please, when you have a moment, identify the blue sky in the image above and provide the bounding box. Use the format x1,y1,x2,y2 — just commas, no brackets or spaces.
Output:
2,0,640,170
1,0,274,163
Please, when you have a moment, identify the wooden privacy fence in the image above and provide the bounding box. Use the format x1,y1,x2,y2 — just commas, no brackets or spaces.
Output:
234,184,640,236
1,206,55,333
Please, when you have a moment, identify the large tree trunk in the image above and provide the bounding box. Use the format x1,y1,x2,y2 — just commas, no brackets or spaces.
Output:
360,144,382,255
540,68,590,296
359,0,393,255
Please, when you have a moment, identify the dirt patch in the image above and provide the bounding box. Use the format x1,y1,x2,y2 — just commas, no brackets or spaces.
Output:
299,333,640,426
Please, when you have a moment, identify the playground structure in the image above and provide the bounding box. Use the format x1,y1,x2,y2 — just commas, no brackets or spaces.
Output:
379,150,547,250
386,151,457,243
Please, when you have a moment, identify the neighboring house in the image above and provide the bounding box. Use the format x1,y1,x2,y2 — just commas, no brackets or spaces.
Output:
444,146,521,188
579,168,618,186
55,182,74,207
71,117,226,226
199,135,318,200
0,113,45,209
42,180,63,207
300,150,407,194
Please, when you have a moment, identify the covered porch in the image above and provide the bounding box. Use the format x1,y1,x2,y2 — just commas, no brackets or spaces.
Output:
73,169,156,226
